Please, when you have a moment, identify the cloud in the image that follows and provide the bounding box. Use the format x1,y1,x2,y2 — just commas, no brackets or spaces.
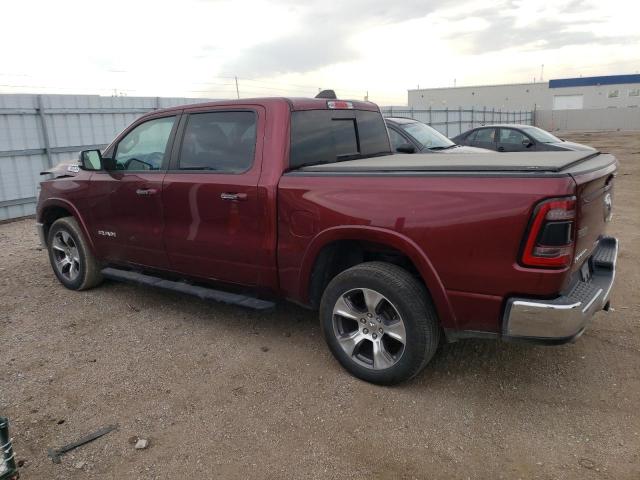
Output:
222,0,455,76
445,2,637,54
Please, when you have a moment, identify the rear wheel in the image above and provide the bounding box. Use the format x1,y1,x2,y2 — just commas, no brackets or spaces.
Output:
320,262,440,385
47,217,103,290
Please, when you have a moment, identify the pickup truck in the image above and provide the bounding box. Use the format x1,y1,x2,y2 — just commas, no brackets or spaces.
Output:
36,97,618,385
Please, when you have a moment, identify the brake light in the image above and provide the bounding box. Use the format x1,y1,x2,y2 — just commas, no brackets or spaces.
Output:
327,100,353,109
521,196,576,268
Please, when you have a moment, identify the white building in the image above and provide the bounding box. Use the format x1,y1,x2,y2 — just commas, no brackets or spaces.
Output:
408,74,640,111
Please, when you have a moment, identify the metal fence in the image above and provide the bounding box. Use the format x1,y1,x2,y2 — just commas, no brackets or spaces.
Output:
0,94,534,221
0,94,215,221
380,107,534,137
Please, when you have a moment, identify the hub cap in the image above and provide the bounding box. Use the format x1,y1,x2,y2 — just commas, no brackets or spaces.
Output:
332,288,407,370
51,230,80,281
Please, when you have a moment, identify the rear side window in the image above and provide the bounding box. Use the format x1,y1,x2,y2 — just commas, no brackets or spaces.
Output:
475,128,496,143
178,111,256,172
290,110,390,168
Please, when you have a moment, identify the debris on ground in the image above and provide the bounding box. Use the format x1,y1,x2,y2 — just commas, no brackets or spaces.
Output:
47,424,118,464
134,438,149,450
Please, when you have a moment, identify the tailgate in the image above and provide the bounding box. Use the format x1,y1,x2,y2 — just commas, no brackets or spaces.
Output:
566,153,617,272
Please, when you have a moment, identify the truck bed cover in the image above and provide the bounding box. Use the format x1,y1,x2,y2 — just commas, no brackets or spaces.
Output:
300,151,613,173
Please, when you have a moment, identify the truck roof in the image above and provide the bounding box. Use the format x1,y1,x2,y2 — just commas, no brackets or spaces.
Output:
148,97,380,117
299,151,612,173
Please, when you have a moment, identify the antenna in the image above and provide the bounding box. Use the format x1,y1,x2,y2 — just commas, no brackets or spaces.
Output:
315,89,337,99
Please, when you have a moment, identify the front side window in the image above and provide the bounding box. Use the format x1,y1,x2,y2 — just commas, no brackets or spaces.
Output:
400,122,453,149
499,128,530,145
114,116,176,171
388,128,407,150
179,111,256,172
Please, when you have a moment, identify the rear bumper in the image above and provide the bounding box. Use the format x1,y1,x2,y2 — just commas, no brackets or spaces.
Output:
503,236,618,344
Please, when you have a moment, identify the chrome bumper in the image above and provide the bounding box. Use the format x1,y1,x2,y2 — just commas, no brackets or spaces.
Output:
503,237,618,343
36,222,46,247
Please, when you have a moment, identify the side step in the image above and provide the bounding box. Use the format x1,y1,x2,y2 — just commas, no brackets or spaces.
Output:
101,267,276,311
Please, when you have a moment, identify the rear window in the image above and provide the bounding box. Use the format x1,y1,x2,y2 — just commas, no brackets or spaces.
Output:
290,110,390,168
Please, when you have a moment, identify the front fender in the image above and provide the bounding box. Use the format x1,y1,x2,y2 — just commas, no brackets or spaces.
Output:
298,225,457,329
38,197,97,254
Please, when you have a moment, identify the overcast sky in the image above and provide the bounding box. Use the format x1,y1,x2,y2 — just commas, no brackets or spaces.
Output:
1,0,638,104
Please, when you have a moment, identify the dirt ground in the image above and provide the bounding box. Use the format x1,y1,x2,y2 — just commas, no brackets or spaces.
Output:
1,130,639,479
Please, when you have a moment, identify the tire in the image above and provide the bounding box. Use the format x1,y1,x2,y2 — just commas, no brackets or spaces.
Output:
47,216,103,291
319,262,440,385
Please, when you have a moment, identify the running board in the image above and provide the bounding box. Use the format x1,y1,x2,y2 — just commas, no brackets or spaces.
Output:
101,267,276,311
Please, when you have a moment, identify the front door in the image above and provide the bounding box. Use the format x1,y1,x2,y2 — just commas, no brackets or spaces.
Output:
162,107,267,286
88,115,179,268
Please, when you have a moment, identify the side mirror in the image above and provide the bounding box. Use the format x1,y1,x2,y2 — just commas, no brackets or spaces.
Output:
522,138,533,148
79,149,103,171
396,143,416,154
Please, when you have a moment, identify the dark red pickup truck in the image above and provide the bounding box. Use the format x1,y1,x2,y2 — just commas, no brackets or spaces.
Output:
36,97,618,384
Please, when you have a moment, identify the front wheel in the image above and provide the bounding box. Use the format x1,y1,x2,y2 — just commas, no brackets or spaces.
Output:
47,217,103,291
319,262,440,385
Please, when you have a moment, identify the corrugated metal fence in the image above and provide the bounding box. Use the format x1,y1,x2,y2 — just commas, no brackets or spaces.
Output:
0,94,533,221
380,106,533,137
0,94,214,220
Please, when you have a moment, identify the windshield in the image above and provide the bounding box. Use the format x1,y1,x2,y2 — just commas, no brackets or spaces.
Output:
521,127,561,143
400,122,455,149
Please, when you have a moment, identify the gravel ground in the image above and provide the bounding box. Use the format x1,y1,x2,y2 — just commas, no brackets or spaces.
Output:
1,131,639,479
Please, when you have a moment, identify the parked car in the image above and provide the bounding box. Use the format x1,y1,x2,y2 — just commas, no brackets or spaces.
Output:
385,117,490,154
452,124,596,152
37,97,618,385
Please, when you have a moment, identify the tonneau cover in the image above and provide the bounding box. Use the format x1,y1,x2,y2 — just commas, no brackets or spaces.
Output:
300,151,611,173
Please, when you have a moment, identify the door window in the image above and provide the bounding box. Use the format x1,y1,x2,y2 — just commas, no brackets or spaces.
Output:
114,116,176,171
388,128,408,151
464,130,478,143
475,128,496,143
178,111,257,173
499,128,530,145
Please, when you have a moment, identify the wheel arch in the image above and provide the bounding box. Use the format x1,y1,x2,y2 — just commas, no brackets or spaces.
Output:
38,198,96,253
299,226,456,329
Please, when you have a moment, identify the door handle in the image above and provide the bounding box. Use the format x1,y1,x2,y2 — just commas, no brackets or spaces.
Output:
136,188,158,196
220,192,248,201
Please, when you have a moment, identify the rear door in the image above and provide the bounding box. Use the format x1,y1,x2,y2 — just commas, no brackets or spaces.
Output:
471,127,498,150
88,114,179,268
497,127,536,152
161,106,266,286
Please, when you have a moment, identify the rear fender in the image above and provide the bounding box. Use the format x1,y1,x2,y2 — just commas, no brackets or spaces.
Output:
298,226,457,329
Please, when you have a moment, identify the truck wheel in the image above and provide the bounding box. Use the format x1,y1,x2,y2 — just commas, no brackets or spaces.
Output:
320,262,440,385
47,217,103,291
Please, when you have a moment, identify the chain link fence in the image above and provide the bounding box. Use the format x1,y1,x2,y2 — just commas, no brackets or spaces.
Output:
380,107,534,138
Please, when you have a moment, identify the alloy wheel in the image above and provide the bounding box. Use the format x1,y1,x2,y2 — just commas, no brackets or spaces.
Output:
51,230,81,282
332,288,407,370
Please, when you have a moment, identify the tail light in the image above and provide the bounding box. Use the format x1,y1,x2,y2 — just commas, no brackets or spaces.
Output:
327,100,353,109
521,196,576,268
